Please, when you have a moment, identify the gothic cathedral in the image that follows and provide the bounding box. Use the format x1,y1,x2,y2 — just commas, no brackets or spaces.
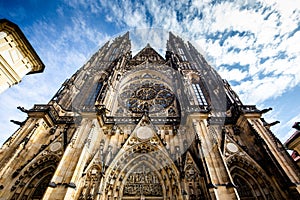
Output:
0,32,299,200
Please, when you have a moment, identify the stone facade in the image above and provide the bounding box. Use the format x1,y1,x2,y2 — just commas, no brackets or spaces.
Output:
0,19,44,93
0,32,299,200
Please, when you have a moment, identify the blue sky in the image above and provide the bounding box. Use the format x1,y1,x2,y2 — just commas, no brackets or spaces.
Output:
0,0,299,145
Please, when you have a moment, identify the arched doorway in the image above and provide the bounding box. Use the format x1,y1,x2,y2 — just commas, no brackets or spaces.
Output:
233,174,257,200
10,155,59,200
30,174,53,200
228,157,279,200
102,149,183,200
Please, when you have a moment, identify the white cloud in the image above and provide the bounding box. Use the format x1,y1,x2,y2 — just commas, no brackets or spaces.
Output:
218,67,248,82
234,74,294,104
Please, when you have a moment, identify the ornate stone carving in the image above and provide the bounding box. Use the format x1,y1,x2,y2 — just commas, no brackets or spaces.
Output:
49,142,62,152
123,164,162,197
119,81,175,113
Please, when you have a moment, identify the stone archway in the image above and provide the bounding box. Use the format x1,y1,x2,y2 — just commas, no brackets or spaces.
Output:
232,174,256,200
231,166,266,200
10,155,59,200
11,166,56,200
227,156,280,200
102,144,183,200
28,172,54,200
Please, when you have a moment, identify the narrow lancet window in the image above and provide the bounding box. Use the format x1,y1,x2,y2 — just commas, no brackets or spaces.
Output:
85,82,103,106
192,83,208,106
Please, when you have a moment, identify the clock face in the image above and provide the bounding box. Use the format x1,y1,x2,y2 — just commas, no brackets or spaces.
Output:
120,82,175,113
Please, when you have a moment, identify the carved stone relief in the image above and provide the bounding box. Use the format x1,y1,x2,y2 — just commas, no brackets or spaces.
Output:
123,163,162,197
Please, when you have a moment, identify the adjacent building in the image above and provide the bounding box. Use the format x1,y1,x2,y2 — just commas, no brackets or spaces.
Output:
285,122,300,167
0,19,44,93
0,32,299,199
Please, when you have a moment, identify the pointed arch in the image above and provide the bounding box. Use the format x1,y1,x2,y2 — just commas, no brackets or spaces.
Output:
187,72,209,107
10,154,60,200
227,155,283,200
232,173,257,200
102,143,183,200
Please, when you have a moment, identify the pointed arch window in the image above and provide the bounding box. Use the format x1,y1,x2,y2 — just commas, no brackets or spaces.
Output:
178,47,187,61
85,81,103,106
109,47,119,61
192,83,208,106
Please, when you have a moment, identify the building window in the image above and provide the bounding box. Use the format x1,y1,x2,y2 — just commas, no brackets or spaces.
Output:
178,48,187,61
85,82,103,106
192,83,207,106
109,47,118,61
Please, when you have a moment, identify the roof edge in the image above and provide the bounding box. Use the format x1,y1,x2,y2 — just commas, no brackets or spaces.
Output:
0,18,45,74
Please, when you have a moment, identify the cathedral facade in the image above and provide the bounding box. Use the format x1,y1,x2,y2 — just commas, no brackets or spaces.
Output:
0,32,299,200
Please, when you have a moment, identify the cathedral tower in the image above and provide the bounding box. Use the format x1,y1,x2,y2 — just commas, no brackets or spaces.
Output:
0,32,299,200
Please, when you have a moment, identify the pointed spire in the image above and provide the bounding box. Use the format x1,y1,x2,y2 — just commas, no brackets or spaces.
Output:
131,43,165,62
123,31,130,39
169,31,176,39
